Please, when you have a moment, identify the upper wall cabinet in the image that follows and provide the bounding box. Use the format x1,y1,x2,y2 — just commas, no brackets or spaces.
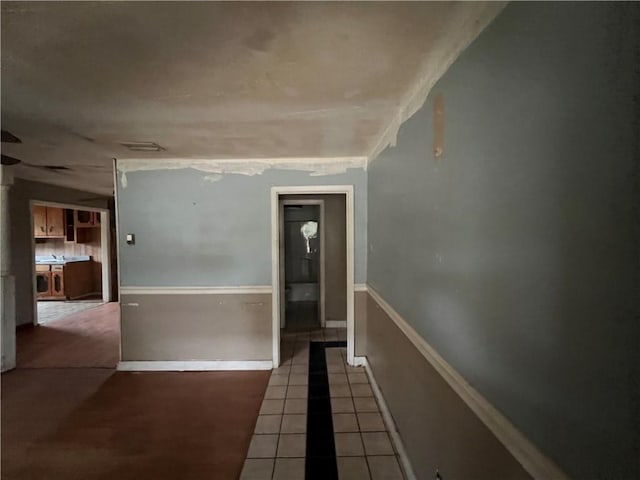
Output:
75,210,100,228
34,206,65,238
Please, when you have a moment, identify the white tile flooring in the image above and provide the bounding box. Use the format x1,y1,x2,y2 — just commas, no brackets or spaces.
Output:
37,300,103,324
240,328,405,480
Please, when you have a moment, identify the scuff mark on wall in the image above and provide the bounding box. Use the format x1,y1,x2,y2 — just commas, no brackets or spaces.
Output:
433,94,445,159
117,157,367,188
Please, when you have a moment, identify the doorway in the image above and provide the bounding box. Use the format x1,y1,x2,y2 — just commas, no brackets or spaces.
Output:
30,201,112,325
271,186,355,368
282,201,323,332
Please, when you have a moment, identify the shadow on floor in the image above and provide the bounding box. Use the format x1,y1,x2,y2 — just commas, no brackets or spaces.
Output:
17,303,120,368
1,369,270,480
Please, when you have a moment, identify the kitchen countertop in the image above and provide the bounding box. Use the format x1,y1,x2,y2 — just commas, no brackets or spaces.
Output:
35,255,91,265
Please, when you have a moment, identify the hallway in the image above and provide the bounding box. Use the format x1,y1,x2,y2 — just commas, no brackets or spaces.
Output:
241,328,404,480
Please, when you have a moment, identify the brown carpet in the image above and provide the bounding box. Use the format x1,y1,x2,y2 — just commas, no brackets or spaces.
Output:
16,303,120,368
2,369,270,480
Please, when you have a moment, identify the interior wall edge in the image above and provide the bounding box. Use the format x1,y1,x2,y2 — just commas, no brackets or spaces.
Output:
367,286,568,480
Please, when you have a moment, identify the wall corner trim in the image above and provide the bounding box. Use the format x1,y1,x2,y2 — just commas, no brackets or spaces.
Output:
119,286,272,295
354,283,368,292
117,360,273,371
361,356,417,480
367,286,569,480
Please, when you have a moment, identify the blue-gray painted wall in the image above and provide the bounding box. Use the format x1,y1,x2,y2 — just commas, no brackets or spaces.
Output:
117,167,366,286
367,3,639,479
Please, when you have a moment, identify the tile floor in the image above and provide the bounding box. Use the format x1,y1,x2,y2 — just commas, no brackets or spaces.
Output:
37,300,103,324
240,328,405,480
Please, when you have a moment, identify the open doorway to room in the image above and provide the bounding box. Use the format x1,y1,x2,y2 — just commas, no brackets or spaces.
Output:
282,200,323,332
32,203,110,324
272,186,355,368
14,200,119,369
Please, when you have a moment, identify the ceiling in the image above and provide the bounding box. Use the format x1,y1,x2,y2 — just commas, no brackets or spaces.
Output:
1,2,503,195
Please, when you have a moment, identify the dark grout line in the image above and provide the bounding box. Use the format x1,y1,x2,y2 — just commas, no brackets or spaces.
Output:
304,341,346,480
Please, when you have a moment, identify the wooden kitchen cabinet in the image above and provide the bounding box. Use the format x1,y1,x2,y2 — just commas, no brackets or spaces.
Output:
64,262,94,298
51,266,65,297
34,206,65,238
33,205,47,237
47,208,65,237
35,262,92,300
75,210,100,228
36,270,52,298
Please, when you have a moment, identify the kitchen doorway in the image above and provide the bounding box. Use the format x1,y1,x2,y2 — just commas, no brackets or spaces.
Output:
271,186,355,368
30,201,112,326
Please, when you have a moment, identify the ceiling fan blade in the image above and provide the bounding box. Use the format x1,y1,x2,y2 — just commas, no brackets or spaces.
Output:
1,154,21,166
1,130,22,143
25,164,71,173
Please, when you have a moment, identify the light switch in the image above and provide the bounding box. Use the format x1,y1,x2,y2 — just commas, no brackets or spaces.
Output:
126,233,135,245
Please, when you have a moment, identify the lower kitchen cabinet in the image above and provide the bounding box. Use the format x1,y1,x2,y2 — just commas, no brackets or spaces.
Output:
51,267,65,297
64,262,94,299
35,262,93,300
36,270,52,298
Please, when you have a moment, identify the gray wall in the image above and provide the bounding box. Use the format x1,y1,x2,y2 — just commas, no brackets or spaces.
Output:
367,293,531,480
9,179,110,326
323,195,347,322
367,3,639,479
116,167,366,286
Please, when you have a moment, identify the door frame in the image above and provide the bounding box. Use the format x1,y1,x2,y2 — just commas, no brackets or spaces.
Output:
29,200,111,325
280,199,325,329
271,185,355,367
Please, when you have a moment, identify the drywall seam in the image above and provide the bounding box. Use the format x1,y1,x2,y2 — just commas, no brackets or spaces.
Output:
367,2,508,161
367,286,569,480
116,157,367,188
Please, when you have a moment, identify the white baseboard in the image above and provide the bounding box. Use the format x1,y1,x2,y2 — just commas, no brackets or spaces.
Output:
362,357,417,480
325,320,347,328
117,360,273,371
354,283,368,292
352,355,367,367
367,286,568,480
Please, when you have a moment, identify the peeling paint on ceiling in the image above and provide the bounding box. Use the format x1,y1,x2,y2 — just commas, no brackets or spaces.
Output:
116,157,368,188
1,1,505,195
